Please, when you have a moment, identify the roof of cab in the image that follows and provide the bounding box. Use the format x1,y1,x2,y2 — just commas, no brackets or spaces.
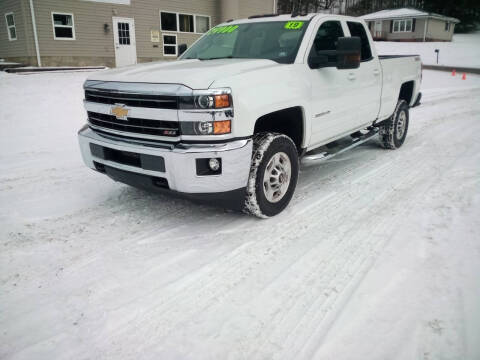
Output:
223,13,317,25
220,13,362,26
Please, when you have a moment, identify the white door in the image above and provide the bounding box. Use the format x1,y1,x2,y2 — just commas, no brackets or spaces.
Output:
308,20,359,146
112,17,137,67
345,21,382,128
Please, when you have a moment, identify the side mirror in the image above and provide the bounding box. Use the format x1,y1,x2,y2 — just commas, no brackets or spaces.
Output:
178,43,187,56
308,54,329,69
336,37,361,70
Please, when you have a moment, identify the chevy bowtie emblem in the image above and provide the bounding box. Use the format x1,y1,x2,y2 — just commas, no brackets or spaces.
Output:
111,104,130,120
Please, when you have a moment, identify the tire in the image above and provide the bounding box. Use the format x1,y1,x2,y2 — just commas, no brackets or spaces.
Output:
379,99,409,149
244,132,299,218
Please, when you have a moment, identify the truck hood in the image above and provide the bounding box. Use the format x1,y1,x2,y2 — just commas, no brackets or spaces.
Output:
88,59,280,89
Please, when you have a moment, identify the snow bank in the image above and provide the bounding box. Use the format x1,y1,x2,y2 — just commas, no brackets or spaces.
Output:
375,32,480,68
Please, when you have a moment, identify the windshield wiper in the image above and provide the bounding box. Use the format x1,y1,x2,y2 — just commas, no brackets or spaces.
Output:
198,56,234,61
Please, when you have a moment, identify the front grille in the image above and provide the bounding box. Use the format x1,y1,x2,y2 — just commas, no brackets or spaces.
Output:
85,90,178,109
87,111,179,137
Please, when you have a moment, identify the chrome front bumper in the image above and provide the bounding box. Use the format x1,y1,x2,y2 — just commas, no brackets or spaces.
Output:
78,126,252,194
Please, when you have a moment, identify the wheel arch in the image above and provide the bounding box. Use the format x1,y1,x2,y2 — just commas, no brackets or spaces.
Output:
253,106,306,153
398,81,415,105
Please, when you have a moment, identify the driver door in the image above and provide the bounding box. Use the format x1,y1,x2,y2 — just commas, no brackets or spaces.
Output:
308,20,358,147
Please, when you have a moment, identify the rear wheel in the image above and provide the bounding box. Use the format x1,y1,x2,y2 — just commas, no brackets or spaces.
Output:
244,133,299,218
379,99,409,149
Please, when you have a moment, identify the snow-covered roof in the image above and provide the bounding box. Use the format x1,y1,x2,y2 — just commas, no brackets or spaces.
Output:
360,8,460,23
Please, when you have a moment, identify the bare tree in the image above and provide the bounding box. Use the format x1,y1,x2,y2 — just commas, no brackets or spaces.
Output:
277,0,340,13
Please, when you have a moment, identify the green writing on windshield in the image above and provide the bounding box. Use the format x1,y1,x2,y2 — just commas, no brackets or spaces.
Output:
208,25,239,34
284,21,304,30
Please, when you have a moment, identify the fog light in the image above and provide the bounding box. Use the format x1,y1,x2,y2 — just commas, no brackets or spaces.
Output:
209,158,220,171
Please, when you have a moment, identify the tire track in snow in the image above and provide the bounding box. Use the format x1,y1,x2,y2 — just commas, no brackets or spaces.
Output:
42,90,480,358
3,82,480,359
247,151,433,359
98,127,437,357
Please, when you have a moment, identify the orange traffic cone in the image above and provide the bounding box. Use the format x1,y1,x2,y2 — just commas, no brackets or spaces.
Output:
452,69,456,76
462,73,466,80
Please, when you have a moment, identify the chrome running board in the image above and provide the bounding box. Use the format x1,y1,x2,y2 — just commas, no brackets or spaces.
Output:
302,128,379,164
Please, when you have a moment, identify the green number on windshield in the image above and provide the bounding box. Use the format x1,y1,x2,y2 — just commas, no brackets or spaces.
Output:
208,25,239,34
285,21,304,30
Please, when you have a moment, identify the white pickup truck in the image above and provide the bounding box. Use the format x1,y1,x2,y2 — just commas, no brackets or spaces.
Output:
78,13,422,218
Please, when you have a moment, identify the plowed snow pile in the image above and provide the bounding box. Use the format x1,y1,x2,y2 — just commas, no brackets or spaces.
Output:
375,32,480,68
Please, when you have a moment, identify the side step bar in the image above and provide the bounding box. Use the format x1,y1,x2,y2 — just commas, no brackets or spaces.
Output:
301,128,379,165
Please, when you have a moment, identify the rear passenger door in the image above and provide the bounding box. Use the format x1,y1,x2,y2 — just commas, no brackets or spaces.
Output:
345,21,382,127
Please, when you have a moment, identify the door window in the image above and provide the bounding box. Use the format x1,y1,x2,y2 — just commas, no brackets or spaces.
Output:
117,22,130,45
347,21,372,61
308,21,344,68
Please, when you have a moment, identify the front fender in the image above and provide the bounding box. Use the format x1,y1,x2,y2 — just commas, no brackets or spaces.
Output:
211,64,312,146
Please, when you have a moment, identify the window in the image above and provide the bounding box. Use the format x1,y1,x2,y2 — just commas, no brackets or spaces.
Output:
161,12,177,31
393,20,399,32
195,15,210,33
163,34,177,56
182,21,309,64
445,22,450,31
179,14,194,32
405,19,412,32
308,21,344,67
347,21,372,61
117,22,130,45
393,19,413,33
160,11,210,33
5,12,16,41
52,12,75,40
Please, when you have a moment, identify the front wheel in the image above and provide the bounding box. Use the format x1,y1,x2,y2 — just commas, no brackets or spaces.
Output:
379,99,409,149
244,133,299,218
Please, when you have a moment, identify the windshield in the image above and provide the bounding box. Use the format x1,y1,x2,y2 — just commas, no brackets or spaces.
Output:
181,20,310,64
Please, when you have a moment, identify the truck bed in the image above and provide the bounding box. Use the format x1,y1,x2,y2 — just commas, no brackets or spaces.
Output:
377,54,422,120
378,55,420,60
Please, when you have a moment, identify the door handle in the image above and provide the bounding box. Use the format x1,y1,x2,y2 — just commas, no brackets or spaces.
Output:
373,69,380,76
348,73,356,81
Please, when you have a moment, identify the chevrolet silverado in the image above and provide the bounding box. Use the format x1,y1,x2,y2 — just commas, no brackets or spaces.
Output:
78,13,422,218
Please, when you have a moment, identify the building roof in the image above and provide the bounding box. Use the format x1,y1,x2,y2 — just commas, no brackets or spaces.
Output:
360,8,460,23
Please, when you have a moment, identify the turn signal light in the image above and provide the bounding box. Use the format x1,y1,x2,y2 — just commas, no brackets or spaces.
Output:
213,120,231,134
214,94,231,108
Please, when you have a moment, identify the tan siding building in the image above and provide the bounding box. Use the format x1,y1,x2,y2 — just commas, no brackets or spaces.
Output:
1,0,37,63
362,8,459,42
0,0,275,67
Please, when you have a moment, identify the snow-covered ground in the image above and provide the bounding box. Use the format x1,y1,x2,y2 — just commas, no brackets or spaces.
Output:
375,32,480,68
1,69,480,360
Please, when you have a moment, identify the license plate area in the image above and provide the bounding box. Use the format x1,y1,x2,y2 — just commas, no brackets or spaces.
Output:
90,143,165,172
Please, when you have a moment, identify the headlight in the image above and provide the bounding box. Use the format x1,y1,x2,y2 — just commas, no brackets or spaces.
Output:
194,94,231,109
197,95,214,109
179,89,232,110
179,88,233,136
180,120,231,135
